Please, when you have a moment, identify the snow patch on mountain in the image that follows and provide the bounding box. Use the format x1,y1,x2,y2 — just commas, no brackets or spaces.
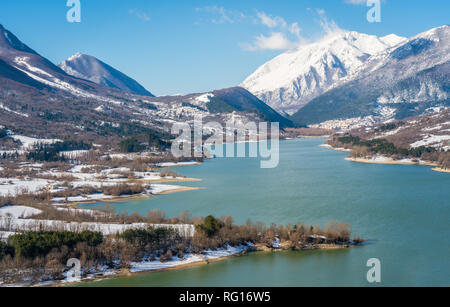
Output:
13,63,123,105
14,56,53,78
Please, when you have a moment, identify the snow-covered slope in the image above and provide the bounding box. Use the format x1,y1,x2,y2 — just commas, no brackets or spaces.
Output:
241,31,406,114
59,53,153,97
291,25,450,127
351,109,450,151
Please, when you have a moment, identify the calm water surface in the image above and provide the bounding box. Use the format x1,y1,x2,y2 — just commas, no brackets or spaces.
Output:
79,139,450,286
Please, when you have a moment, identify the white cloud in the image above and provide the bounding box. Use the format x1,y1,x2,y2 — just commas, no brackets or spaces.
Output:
196,6,246,24
241,12,306,51
197,7,344,52
128,9,151,22
289,22,301,37
315,9,344,35
241,32,296,51
316,8,326,15
256,12,287,28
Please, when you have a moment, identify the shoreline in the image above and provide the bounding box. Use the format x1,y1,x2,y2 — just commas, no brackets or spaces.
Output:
319,144,351,152
156,186,205,195
322,143,448,174
157,162,203,168
61,176,204,206
69,186,204,206
57,243,353,287
59,250,249,287
344,157,438,167
135,177,202,184
432,167,450,174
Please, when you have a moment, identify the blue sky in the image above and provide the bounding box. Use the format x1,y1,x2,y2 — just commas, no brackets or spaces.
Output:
0,0,448,95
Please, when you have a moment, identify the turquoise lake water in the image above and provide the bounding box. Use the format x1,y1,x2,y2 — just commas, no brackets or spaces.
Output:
79,138,450,287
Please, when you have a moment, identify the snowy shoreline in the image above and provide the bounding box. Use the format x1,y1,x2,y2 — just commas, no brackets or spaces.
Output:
322,143,448,173
44,245,252,287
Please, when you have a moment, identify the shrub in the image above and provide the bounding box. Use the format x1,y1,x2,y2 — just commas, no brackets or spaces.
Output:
197,215,223,237
103,184,145,197
8,231,103,258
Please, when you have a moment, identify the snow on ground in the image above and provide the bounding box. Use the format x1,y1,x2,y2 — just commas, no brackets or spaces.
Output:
55,207,104,216
14,56,53,78
49,165,175,185
310,116,378,131
52,184,185,204
13,63,122,105
373,127,404,139
422,125,443,132
411,135,450,148
194,93,214,104
0,103,29,118
0,217,195,238
59,150,90,159
52,194,119,205
130,244,249,273
150,184,184,194
10,135,60,150
157,161,199,167
1,159,198,205
0,231,16,242
0,178,52,196
0,206,42,218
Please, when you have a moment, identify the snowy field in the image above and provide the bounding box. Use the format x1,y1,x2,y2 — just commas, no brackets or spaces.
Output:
0,216,196,238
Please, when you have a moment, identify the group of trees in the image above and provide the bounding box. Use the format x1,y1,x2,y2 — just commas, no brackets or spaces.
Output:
333,134,450,169
26,140,93,162
334,135,442,159
119,136,144,153
374,122,403,133
0,128,7,139
119,131,171,153
6,231,103,259
120,227,180,248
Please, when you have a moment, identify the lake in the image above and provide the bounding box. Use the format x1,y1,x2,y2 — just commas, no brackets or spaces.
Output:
79,138,450,286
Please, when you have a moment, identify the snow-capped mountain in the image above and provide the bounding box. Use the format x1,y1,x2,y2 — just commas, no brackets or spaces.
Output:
59,53,153,97
241,30,406,114
0,24,126,105
0,24,291,141
291,25,450,127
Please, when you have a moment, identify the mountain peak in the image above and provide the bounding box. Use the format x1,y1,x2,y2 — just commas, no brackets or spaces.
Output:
0,24,38,55
67,52,84,61
59,53,154,97
380,34,407,47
